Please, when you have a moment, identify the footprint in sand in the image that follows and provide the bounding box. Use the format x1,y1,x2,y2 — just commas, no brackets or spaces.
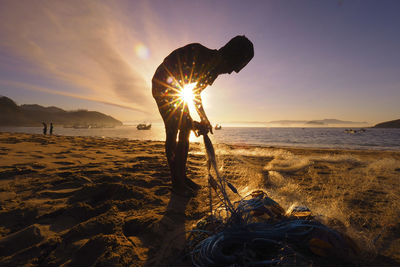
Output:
31,163,46,169
123,216,156,237
39,187,82,199
53,161,75,166
154,187,169,196
0,224,47,257
0,167,37,179
82,163,101,168
57,171,74,178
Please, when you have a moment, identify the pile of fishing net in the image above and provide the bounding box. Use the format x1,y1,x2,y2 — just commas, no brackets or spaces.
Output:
186,134,359,266
187,190,358,266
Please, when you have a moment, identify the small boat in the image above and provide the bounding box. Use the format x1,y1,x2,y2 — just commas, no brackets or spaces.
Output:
215,124,222,130
137,123,151,130
73,124,91,129
345,128,366,134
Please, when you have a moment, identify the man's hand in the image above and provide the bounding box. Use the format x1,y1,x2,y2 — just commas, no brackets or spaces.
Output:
192,121,201,137
202,119,213,135
192,120,213,136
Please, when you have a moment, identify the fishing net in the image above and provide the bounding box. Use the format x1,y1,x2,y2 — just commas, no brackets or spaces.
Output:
186,134,359,266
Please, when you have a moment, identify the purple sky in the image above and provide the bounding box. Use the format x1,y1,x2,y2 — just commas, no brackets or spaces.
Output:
1,0,399,124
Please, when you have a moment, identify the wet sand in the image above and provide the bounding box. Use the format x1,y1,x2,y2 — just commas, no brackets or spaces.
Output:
0,132,399,266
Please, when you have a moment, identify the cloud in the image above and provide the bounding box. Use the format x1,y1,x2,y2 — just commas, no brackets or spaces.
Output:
0,0,162,113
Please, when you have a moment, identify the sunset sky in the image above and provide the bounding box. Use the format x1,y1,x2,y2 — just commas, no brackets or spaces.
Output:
1,0,399,124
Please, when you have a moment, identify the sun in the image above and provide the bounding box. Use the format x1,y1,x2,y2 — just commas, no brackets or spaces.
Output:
178,82,209,141
178,81,209,128
180,82,197,104
179,82,199,118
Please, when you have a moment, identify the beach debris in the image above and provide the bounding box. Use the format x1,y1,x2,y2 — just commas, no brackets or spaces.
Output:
286,204,312,219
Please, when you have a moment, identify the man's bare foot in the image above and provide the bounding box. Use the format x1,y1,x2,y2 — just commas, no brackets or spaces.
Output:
184,178,201,191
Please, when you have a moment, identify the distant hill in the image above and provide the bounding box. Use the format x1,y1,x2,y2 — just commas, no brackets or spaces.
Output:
269,119,368,126
306,119,368,125
373,119,400,128
268,120,308,125
0,96,122,127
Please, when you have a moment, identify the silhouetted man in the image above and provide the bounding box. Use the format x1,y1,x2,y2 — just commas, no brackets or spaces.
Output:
152,36,254,196
42,122,47,135
49,123,53,135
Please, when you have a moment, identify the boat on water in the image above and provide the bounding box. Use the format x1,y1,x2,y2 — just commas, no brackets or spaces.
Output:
344,129,355,134
344,128,366,134
215,124,222,130
137,123,151,130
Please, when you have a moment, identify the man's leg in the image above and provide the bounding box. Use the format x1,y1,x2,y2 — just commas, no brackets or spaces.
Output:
165,121,195,196
157,98,196,196
176,120,201,192
175,126,190,190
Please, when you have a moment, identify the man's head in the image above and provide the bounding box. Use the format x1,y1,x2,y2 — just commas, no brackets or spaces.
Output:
218,35,254,74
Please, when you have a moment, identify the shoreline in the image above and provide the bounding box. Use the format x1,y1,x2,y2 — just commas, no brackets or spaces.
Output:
0,132,399,266
1,129,400,152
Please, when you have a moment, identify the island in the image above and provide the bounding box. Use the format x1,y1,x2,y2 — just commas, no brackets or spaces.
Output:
268,119,368,127
373,119,400,128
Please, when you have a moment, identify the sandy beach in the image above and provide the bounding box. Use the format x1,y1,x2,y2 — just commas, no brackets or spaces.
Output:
0,132,399,266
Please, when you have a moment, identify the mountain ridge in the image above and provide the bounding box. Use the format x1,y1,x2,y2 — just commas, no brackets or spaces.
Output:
0,96,122,127
373,119,400,128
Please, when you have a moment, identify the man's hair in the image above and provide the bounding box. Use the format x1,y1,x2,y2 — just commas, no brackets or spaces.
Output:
219,35,254,72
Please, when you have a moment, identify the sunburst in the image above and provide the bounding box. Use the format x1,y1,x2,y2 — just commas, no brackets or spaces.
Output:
179,82,197,115
152,61,209,133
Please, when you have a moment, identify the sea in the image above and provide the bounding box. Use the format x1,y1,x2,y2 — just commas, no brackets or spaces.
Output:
1,124,400,151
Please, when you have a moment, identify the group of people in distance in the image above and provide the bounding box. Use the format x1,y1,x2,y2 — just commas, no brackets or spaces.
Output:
42,122,54,135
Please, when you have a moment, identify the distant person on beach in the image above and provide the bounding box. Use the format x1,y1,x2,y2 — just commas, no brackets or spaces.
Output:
42,122,47,135
49,123,53,135
152,35,254,196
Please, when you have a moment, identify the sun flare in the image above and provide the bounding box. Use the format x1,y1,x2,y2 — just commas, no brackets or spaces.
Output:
180,82,197,104
179,82,199,120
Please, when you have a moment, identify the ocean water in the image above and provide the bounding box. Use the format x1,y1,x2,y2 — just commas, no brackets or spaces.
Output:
1,124,400,151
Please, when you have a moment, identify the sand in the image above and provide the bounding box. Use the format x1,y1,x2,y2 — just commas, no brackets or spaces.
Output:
0,132,399,266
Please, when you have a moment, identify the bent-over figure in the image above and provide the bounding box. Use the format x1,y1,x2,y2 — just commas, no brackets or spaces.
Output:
152,36,254,196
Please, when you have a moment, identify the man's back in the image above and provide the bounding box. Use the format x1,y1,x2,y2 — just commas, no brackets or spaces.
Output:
152,43,220,99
